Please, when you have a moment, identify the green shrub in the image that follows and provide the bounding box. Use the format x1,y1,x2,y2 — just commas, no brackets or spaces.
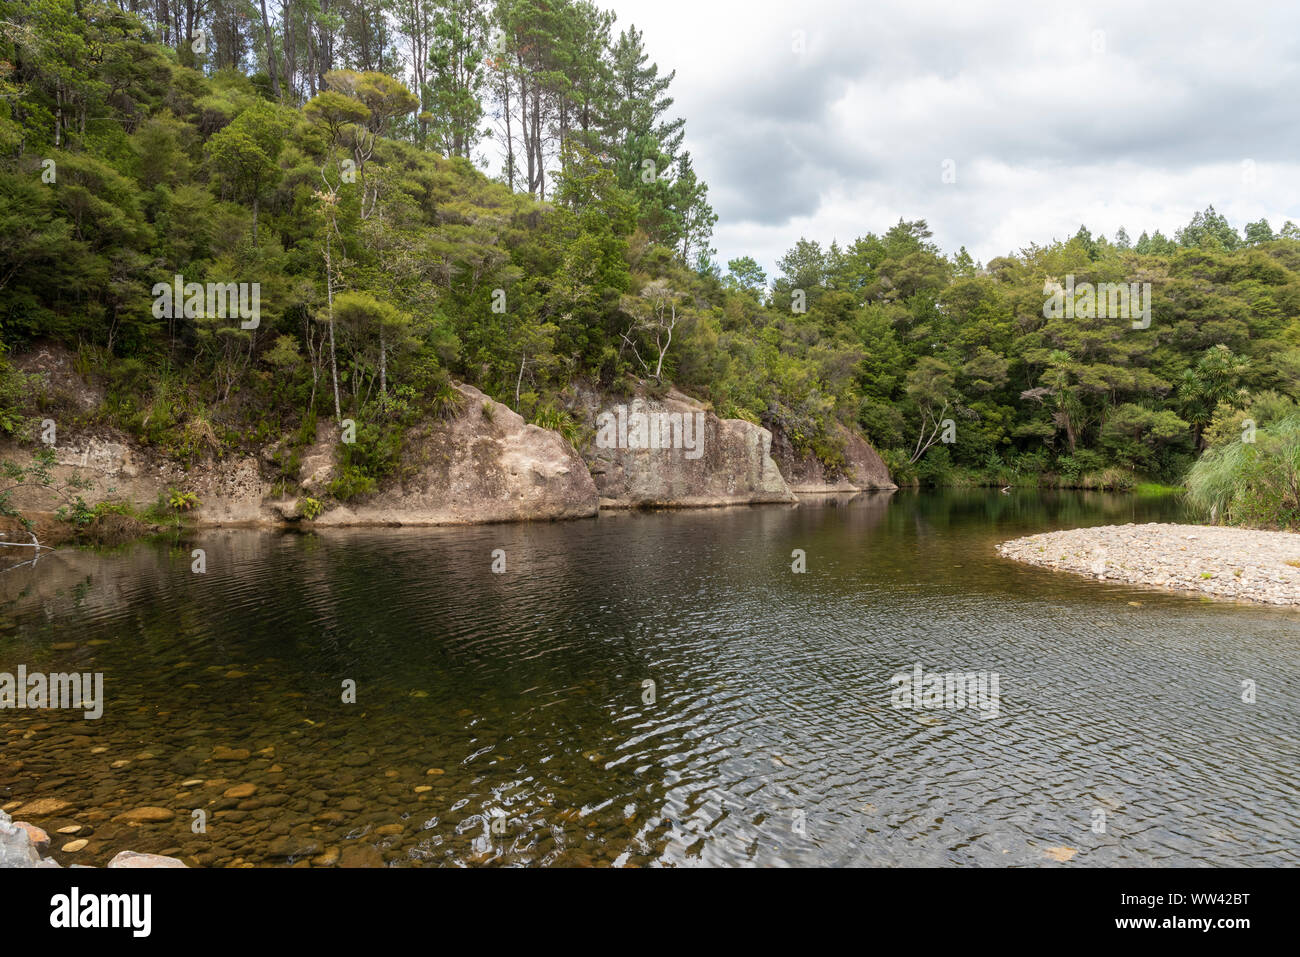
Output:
0,348,28,435
58,496,96,527
914,445,953,485
531,402,582,449
1056,449,1105,482
809,431,847,471
167,488,200,511
327,466,376,501
1186,415,1300,528
1078,467,1136,491
427,380,466,421
880,447,916,485
328,418,403,501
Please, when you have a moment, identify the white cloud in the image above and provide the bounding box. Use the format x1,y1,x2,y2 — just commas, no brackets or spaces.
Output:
603,0,1300,275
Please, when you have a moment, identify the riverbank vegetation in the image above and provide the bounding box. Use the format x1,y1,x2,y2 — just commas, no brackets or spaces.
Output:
1,2,1298,529
0,449,197,546
1186,414,1300,529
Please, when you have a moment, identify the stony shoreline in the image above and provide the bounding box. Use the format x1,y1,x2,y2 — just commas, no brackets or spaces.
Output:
0,809,185,869
997,523,1300,606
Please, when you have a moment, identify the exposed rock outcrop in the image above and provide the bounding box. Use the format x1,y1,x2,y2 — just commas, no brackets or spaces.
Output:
0,382,599,528
573,387,797,508
7,343,889,526
311,384,599,526
0,432,270,524
768,421,896,494
0,812,42,868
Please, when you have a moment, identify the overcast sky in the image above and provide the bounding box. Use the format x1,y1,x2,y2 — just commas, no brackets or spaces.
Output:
599,0,1300,278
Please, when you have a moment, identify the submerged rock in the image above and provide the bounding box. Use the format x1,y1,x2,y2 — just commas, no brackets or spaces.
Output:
113,806,176,824
212,746,251,761
12,797,71,817
311,847,340,867
339,844,385,868
266,834,320,859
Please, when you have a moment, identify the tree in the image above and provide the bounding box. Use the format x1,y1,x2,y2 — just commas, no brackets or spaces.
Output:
673,150,717,264
1024,350,1085,453
332,290,414,401
905,357,957,464
598,23,688,243
600,25,683,188
204,99,289,244
620,278,681,382
1178,344,1250,449
424,0,489,157
1176,205,1241,250
257,0,282,98
1100,404,1191,471
775,238,827,302
1244,218,1275,245
725,256,767,297
305,87,370,423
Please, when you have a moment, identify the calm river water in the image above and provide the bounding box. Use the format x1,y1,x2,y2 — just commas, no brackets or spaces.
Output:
1,490,1297,866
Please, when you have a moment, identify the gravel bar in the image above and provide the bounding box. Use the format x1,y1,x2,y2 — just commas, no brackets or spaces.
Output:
996,523,1300,606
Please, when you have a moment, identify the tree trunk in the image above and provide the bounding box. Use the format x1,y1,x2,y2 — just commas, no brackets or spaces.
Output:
324,228,342,423
532,86,543,199
515,351,526,409
502,73,514,189
259,0,280,98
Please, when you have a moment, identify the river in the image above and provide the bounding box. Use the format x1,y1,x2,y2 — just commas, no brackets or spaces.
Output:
1,489,1297,866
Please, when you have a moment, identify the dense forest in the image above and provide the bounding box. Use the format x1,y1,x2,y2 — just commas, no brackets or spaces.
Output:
2,1,1298,525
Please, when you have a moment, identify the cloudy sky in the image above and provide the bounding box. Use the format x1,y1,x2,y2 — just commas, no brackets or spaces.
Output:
598,0,1300,277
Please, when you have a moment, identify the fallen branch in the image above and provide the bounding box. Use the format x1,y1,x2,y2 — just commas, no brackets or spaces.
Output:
0,531,54,552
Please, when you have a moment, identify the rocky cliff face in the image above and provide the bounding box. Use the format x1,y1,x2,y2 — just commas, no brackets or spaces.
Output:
308,384,598,526
5,345,891,530
573,388,797,507
0,384,597,528
3,345,271,524
768,421,897,493
0,434,271,524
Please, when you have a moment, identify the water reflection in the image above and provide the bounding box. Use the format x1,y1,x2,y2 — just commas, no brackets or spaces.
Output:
1,490,1296,867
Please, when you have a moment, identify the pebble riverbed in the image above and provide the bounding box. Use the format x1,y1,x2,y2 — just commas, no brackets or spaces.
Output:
997,523,1300,605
